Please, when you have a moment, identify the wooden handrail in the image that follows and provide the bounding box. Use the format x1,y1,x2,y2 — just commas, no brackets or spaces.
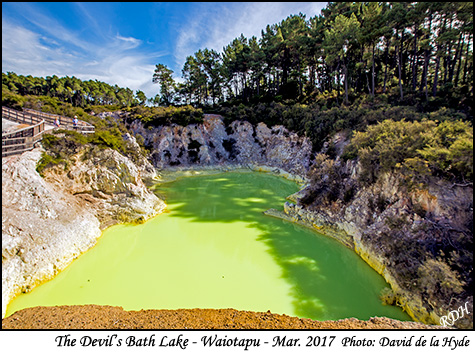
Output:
2,106,95,132
2,106,96,157
2,119,45,157
2,119,44,137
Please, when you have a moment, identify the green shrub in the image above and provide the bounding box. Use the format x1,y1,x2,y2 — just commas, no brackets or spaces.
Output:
416,258,465,305
36,153,67,175
37,122,143,175
127,105,203,127
87,128,126,153
418,120,473,180
2,89,24,109
347,119,473,185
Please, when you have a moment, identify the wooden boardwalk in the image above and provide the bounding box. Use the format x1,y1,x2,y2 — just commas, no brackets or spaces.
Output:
2,106,94,157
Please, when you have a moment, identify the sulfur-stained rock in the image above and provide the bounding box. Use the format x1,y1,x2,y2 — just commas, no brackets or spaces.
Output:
2,145,166,318
129,114,313,177
2,149,101,318
280,164,473,329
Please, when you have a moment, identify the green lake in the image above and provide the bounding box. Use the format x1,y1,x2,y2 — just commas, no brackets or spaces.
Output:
5,171,411,322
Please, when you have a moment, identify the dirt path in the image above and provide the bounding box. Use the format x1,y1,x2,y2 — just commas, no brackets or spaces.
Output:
2,305,446,329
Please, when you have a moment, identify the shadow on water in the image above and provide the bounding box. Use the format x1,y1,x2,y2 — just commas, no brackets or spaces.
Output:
153,172,411,321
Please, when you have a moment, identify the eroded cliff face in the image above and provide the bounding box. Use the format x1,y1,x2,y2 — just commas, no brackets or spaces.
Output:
2,143,165,318
129,115,313,178
40,143,165,229
4,113,470,329
129,115,473,328
270,161,473,329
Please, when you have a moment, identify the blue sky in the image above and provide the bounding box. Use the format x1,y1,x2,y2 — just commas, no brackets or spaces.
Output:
2,2,327,99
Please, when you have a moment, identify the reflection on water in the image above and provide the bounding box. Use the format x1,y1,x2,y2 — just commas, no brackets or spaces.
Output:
6,172,411,322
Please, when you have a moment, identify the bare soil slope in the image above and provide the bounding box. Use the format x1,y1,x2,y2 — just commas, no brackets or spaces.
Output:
2,305,446,329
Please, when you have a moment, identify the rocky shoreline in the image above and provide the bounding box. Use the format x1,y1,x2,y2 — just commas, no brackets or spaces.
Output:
131,115,472,328
3,114,471,329
266,168,473,329
2,143,165,318
264,206,433,326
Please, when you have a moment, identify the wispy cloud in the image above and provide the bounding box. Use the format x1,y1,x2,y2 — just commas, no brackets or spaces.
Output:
2,2,327,99
115,34,142,50
10,3,93,54
2,20,80,75
174,2,327,71
73,2,106,41
2,13,165,98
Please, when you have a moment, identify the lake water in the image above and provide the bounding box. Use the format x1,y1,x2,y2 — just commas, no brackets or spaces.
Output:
5,171,410,322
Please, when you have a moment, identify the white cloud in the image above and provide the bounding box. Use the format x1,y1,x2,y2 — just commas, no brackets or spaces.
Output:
2,19,164,99
98,55,158,93
2,20,79,75
115,34,142,50
12,3,93,54
3,2,328,100
174,2,327,72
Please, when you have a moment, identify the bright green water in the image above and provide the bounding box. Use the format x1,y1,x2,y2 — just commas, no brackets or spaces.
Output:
5,171,411,321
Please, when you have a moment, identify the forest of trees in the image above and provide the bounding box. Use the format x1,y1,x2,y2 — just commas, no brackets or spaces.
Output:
2,2,473,161
2,72,147,108
2,2,472,326
151,2,472,115
3,2,473,115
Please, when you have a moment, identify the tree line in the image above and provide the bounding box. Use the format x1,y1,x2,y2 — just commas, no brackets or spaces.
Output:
2,72,148,108
2,2,472,118
152,2,472,116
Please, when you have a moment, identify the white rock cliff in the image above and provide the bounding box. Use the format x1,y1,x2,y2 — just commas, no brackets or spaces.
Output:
2,144,165,318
